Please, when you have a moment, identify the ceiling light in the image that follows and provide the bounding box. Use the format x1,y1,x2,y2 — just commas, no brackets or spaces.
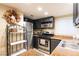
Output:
44,12,48,15
37,7,43,11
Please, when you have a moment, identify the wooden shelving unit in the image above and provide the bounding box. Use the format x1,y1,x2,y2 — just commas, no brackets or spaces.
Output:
7,24,28,56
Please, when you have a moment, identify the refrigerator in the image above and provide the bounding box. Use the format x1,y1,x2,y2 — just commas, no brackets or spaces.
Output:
24,21,33,50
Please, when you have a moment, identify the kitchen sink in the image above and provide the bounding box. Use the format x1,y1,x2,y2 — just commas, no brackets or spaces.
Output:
58,40,79,51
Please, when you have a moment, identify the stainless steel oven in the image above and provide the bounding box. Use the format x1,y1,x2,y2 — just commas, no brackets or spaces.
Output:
38,38,50,54
37,36,61,54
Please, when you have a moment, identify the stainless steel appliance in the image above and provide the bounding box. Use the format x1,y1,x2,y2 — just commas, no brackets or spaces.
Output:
38,38,50,54
41,30,54,35
38,38,50,53
38,37,61,54
40,17,54,28
24,21,33,50
41,23,53,28
33,30,41,35
37,29,61,54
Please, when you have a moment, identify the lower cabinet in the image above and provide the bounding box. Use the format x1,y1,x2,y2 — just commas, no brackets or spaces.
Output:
32,36,38,48
50,39,61,53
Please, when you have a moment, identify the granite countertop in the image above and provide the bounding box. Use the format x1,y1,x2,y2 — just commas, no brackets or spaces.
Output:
33,34,73,41
51,46,79,56
51,38,79,56
50,35,73,41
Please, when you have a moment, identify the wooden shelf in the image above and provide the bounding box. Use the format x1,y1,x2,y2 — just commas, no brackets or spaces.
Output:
10,40,27,45
34,27,54,29
40,27,54,29
7,24,27,56
41,21,53,24
11,49,27,56
9,31,26,34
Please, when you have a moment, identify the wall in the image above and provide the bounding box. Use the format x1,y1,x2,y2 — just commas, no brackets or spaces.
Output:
54,16,75,36
0,5,9,56
73,24,79,39
0,5,23,56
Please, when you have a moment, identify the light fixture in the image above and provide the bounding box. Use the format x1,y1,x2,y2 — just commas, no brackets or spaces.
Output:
37,7,43,11
44,11,48,15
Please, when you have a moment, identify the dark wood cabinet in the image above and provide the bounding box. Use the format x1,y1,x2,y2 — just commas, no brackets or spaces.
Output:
33,21,36,29
50,39,61,53
33,20,41,29
32,36,38,48
33,16,54,29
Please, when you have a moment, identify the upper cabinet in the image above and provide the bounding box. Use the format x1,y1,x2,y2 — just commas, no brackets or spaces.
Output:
40,17,54,29
33,20,41,29
33,16,54,29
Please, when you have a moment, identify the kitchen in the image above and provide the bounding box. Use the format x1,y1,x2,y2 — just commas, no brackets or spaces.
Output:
0,3,79,56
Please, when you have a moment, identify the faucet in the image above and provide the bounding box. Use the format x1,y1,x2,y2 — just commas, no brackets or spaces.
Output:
61,41,66,47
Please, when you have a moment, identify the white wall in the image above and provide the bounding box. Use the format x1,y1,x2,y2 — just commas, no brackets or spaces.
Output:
0,5,23,56
73,25,79,39
0,5,10,56
54,16,75,36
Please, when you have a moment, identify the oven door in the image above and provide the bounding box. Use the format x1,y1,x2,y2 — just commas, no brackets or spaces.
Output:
38,38,50,51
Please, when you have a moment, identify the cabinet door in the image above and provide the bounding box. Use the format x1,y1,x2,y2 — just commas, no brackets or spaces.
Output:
50,39,61,53
36,20,41,29
33,20,41,29
32,36,38,48
33,21,37,29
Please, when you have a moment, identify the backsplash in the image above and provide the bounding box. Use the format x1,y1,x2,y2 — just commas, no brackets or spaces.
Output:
42,29,54,34
54,16,75,36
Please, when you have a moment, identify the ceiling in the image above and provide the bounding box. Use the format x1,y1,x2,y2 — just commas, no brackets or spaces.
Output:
1,3,73,20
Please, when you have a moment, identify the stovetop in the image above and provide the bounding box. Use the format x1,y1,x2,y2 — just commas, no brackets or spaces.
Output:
38,34,54,39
